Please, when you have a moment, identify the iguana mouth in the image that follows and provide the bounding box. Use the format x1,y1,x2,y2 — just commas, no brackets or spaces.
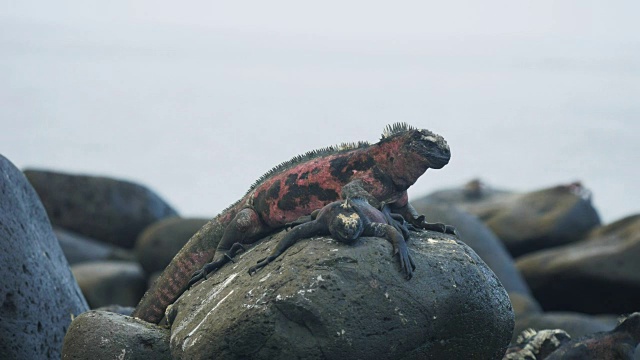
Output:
411,142,450,169
427,154,450,169
414,129,450,169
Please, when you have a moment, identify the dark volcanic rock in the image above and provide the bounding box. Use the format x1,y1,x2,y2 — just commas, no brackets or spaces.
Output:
423,181,601,257
55,227,136,265
545,312,640,360
24,169,178,249
62,310,171,360
411,202,542,319
516,214,640,314
0,155,89,359
72,261,147,308
512,312,618,344
135,217,209,274
168,230,514,359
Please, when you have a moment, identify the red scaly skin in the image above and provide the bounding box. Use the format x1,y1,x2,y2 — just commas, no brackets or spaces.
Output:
132,123,451,324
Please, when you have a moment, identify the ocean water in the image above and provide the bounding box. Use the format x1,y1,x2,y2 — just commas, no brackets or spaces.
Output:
1,2,639,223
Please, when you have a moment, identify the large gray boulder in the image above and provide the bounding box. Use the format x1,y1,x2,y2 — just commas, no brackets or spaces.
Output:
168,229,514,359
24,169,178,249
423,181,601,257
55,227,135,265
135,217,210,274
516,214,640,314
72,261,147,308
62,310,171,360
0,155,89,359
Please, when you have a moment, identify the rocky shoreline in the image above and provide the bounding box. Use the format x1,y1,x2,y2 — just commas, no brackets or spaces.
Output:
1,156,639,359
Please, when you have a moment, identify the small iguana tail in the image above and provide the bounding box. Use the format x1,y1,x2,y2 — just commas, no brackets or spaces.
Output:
132,218,225,324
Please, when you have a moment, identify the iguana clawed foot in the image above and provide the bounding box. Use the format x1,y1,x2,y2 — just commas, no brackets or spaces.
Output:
188,243,246,288
410,215,458,237
248,255,278,276
395,245,416,280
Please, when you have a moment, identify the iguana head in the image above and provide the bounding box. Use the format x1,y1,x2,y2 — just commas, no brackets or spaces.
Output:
330,200,364,244
381,123,450,169
408,128,450,169
377,123,451,190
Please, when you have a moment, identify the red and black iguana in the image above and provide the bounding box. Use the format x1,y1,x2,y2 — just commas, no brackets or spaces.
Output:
132,123,454,324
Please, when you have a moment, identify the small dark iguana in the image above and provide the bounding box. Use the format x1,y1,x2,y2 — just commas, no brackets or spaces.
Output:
248,197,416,279
132,123,453,323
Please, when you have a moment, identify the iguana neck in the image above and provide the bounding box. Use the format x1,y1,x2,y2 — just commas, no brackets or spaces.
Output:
365,137,431,191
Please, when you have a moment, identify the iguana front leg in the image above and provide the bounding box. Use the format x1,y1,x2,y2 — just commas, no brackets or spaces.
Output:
284,208,320,229
249,220,325,275
188,242,246,287
390,192,457,236
363,222,416,279
379,202,414,241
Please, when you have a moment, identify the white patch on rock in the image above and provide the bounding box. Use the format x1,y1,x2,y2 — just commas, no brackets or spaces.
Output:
259,273,272,282
183,289,235,351
426,238,457,245
395,307,408,325
117,348,126,360
172,273,239,346
243,291,269,310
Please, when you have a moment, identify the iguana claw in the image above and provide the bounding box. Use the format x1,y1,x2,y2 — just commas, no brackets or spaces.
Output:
188,243,247,288
409,215,458,237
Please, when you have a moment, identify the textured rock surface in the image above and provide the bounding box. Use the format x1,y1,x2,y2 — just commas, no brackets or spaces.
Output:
24,169,178,249
72,261,147,308
0,155,89,359
516,214,640,314
169,230,514,359
62,310,171,360
411,202,533,298
135,217,209,274
423,181,601,257
55,227,135,265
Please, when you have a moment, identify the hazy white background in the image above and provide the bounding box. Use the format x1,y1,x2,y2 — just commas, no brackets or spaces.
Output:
1,1,638,223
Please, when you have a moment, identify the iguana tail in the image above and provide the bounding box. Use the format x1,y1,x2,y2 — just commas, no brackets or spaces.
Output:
131,218,225,324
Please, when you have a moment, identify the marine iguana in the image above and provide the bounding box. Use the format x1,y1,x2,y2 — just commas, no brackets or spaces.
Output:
248,197,417,279
132,123,454,324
